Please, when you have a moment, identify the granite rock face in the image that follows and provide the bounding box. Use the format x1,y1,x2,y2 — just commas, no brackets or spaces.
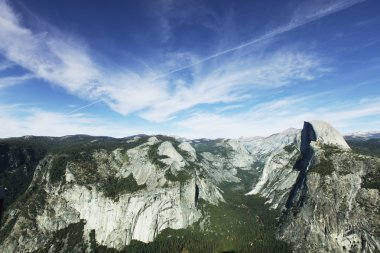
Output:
238,121,379,252
0,137,223,252
252,121,380,253
309,120,351,150
0,121,379,253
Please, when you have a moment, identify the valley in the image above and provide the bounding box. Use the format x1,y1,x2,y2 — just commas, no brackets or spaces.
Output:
0,121,379,253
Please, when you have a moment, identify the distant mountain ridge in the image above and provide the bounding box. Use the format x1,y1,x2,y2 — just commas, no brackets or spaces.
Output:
345,131,380,140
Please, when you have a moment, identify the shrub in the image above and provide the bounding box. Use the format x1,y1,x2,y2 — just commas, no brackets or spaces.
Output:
50,155,68,183
102,175,146,200
164,169,192,183
309,158,334,176
283,144,296,153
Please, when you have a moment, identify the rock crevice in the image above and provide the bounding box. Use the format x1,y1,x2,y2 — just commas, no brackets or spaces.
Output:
285,121,316,210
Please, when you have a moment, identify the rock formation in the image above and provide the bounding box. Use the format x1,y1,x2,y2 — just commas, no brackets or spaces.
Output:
0,121,378,253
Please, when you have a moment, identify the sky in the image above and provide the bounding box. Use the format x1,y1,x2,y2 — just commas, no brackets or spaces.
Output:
0,0,380,139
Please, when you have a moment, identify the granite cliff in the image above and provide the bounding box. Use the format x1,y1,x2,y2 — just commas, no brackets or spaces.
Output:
0,121,378,252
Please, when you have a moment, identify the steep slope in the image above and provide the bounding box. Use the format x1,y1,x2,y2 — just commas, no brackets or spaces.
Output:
250,121,380,253
0,136,226,252
0,121,379,253
231,121,380,253
0,134,292,253
310,120,351,150
279,147,380,253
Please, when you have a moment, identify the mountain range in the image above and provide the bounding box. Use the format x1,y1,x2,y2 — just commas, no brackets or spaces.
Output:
0,120,379,253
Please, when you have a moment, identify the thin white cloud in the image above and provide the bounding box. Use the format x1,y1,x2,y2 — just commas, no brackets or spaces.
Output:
141,51,326,121
1,94,379,139
174,96,380,139
67,99,104,115
151,0,366,79
0,104,145,137
0,0,365,126
0,74,34,88
0,0,101,93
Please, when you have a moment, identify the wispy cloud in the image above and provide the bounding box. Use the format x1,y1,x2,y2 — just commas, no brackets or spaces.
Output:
151,0,366,78
141,51,327,121
0,0,365,127
174,95,380,139
0,74,34,88
0,104,144,137
353,17,379,27
1,95,379,138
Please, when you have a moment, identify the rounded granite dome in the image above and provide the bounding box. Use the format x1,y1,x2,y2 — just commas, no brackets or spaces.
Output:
308,120,351,150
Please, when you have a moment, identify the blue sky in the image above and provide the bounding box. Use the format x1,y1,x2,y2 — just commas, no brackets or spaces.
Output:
0,0,380,138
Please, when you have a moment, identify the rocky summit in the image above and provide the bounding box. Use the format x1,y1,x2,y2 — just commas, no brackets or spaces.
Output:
0,121,379,253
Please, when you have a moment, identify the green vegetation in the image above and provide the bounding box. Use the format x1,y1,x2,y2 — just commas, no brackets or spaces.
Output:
98,180,291,253
251,161,265,170
0,135,294,252
308,145,341,176
154,135,178,143
48,135,148,155
0,135,149,159
362,177,380,190
20,187,47,218
95,197,292,252
82,175,292,253
32,220,87,253
0,135,149,208
283,144,296,153
95,228,216,253
147,143,168,168
308,158,334,176
101,175,146,200
193,140,232,157
0,214,18,244
164,169,192,183
235,169,260,190
0,135,157,221
0,143,44,208
347,139,380,158
361,165,380,190
322,144,342,157
0,166,35,208
89,229,97,252
50,155,68,184
0,180,47,225
53,151,147,199
196,199,291,252
67,152,101,186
